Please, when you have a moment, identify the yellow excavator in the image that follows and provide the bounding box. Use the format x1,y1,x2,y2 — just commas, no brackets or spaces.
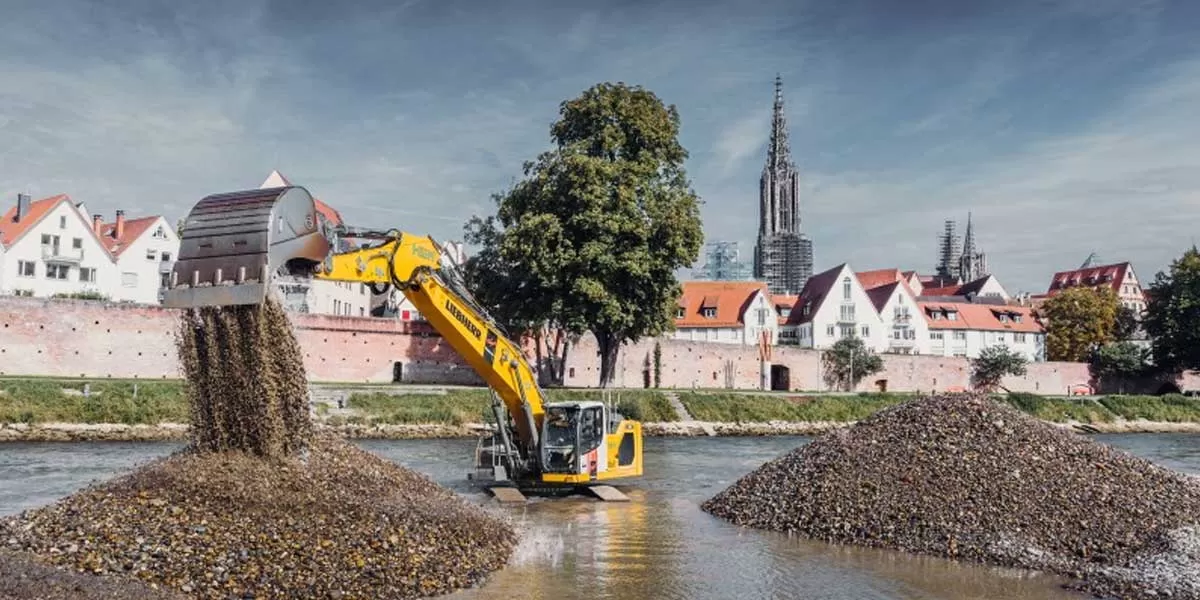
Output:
162,185,642,502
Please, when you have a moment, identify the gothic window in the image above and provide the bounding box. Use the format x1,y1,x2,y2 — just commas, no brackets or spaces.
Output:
842,277,851,300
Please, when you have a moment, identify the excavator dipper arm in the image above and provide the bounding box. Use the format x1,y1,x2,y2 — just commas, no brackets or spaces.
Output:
316,232,545,458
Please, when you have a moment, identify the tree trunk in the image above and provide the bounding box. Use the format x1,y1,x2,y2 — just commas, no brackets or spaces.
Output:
533,328,546,386
596,332,621,388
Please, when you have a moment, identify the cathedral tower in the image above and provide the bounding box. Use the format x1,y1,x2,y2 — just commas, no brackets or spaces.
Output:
753,75,814,294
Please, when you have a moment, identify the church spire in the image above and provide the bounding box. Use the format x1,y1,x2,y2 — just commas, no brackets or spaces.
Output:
767,73,791,172
961,212,976,257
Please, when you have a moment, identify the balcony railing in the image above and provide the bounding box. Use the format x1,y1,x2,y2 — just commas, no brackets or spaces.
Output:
889,338,916,348
42,246,83,262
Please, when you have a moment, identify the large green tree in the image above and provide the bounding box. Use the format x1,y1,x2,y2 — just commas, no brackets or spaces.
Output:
1143,246,1200,373
971,344,1028,391
465,82,703,387
822,337,884,391
1041,286,1119,362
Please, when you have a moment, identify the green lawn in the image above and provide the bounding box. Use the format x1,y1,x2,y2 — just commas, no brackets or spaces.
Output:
0,379,189,425
679,392,912,422
4,375,1200,428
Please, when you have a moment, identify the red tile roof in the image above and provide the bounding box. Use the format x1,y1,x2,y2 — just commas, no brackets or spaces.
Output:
99,216,160,257
314,198,343,227
676,281,769,327
1045,262,1131,297
855,268,904,290
922,284,961,296
920,302,1043,333
0,194,70,247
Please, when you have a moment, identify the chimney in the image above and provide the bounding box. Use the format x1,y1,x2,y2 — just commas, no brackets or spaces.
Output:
15,193,30,222
92,214,103,235
114,210,125,240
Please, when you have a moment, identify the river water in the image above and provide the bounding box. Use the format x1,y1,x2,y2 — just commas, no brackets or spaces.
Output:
3,434,1200,599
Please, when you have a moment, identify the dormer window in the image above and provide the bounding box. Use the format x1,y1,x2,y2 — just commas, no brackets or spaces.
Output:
702,307,716,318
779,307,791,318
676,307,684,319
1014,314,1022,323
153,226,167,239
946,310,958,321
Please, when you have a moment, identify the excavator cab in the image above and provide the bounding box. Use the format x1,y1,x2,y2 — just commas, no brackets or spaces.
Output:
163,186,333,309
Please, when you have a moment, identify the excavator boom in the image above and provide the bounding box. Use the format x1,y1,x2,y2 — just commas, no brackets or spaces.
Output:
163,185,643,498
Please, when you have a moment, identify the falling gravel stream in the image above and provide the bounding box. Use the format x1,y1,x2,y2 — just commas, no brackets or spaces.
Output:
4,433,1200,599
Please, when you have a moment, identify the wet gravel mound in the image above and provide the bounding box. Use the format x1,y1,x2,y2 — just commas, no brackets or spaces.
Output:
0,433,517,599
0,549,187,600
701,393,1200,599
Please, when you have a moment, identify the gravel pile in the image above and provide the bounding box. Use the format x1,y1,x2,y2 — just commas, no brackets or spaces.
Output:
701,393,1200,599
1,297,517,599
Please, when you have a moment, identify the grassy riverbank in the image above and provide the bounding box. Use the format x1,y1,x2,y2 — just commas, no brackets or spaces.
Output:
4,377,1200,431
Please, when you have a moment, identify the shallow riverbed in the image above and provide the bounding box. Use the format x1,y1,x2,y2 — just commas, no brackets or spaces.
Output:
3,434,1199,599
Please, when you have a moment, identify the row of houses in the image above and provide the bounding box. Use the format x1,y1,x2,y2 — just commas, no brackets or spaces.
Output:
672,258,1150,362
0,171,469,317
0,193,180,304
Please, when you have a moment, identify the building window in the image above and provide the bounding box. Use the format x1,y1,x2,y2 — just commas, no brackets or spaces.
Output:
757,309,766,326
153,226,167,239
72,237,82,249
122,272,138,287
840,305,855,321
146,249,157,261
826,325,835,336
860,325,869,337
779,307,791,318
17,261,35,277
702,307,716,318
930,332,944,340
1015,333,1027,343
839,325,854,338
676,307,684,319
947,311,958,321
843,277,851,300
162,252,171,262
46,264,70,280
80,268,97,283
160,272,170,288
953,331,966,341
1014,314,1022,323
60,216,67,229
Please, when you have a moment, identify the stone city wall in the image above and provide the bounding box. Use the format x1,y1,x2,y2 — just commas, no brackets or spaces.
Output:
1,297,1195,393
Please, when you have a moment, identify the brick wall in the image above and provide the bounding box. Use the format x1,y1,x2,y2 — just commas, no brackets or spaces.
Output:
0,297,480,384
0,296,1186,394
563,334,1096,394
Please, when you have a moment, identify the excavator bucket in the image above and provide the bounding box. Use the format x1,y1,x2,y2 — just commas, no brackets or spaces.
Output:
162,186,333,309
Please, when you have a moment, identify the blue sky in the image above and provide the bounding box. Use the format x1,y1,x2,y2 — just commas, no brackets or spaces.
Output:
2,0,1199,293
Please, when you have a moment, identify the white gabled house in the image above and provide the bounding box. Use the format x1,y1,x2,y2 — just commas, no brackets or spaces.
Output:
93,211,181,305
776,263,886,351
920,302,1046,361
0,194,117,299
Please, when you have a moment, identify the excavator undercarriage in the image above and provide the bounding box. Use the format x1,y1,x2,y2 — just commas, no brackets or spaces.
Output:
164,185,642,503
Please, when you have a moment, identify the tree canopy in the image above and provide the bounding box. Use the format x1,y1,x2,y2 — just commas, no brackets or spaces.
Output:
1112,305,1140,342
1143,246,1200,373
822,337,884,391
463,82,704,387
971,345,1028,391
1089,341,1149,393
1040,287,1119,362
